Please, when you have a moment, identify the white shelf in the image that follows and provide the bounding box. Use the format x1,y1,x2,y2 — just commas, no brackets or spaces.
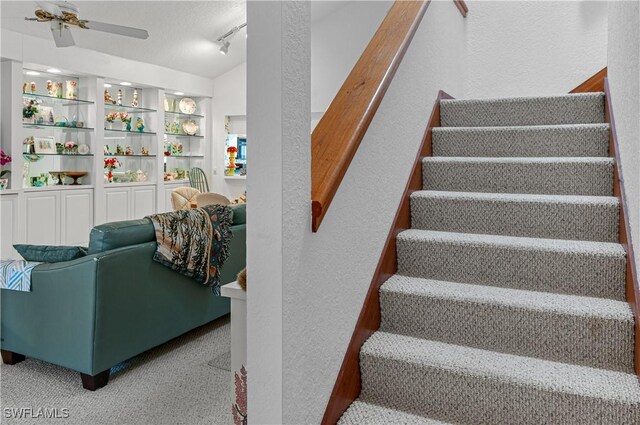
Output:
23,185,94,192
104,182,157,188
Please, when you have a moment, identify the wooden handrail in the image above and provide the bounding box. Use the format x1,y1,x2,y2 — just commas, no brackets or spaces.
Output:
454,0,469,17
311,0,430,232
311,0,467,232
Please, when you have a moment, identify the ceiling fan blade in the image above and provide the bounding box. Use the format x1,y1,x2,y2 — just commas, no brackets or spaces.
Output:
50,21,75,47
83,20,149,39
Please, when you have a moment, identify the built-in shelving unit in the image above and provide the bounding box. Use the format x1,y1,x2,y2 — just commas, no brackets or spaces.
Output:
0,60,212,257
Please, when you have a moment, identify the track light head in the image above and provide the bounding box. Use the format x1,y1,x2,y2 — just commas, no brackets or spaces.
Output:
219,40,230,55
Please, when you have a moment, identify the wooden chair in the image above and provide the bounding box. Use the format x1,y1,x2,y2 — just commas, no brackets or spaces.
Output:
171,187,201,210
189,167,209,193
195,192,231,208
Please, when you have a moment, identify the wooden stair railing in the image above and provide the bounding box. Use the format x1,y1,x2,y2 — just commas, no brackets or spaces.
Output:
310,0,468,232
571,67,640,375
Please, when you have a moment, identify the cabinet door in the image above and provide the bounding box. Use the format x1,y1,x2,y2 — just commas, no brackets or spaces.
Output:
105,188,130,223
164,186,176,212
0,195,19,259
24,192,60,245
131,186,156,219
60,190,93,246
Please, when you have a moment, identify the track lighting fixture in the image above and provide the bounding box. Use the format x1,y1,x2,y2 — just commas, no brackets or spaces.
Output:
219,39,230,55
217,22,246,56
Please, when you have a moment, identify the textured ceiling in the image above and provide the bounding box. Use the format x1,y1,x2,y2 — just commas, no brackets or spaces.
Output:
1,1,346,80
1,1,247,79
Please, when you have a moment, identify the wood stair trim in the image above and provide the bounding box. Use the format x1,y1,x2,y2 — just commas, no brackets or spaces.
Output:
570,67,607,93
320,90,453,425
604,77,640,375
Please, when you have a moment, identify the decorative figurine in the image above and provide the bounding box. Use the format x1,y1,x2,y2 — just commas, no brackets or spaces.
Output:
141,146,149,156
65,80,77,99
48,109,55,124
135,117,145,133
46,80,55,96
116,145,124,155
54,82,63,98
125,146,133,156
104,145,111,155
131,89,139,107
30,82,36,93
23,82,27,93
104,89,115,104
135,169,147,182
117,89,123,106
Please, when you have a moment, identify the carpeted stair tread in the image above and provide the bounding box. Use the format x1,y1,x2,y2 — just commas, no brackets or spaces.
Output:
360,332,640,424
396,229,626,300
338,400,452,425
410,190,619,242
422,156,614,196
440,93,605,127
432,123,610,157
380,275,634,372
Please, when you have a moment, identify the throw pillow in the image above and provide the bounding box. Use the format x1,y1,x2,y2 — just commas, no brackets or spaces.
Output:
230,203,246,225
13,245,88,263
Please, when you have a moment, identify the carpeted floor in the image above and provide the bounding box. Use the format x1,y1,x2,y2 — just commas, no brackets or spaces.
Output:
1,316,232,425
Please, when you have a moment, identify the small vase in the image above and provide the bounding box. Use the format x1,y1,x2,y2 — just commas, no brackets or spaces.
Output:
106,121,113,130
0,178,8,190
107,170,113,183
126,122,132,132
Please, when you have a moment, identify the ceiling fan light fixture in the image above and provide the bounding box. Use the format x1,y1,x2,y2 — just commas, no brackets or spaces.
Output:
26,70,40,76
174,92,184,96
120,82,132,86
104,83,112,88
47,68,61,73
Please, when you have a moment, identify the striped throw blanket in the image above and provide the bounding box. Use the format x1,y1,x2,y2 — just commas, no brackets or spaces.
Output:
0,260,42,292
147,205,232,295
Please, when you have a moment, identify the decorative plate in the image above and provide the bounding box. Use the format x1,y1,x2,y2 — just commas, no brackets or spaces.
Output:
178,98,197,115
182,119,199,136
78,144,90,155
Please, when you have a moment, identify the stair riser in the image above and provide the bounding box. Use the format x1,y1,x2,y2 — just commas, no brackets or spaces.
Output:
410,195,619,242
380,289,634,372
360,355,640,424
396,237,626,300
432,125,609,157
440,94,605,127
422,159,614,196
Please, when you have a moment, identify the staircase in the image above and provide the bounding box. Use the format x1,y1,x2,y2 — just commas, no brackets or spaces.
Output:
338,93,640,424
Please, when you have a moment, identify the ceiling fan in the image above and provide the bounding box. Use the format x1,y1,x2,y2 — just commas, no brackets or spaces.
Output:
25,1,149,47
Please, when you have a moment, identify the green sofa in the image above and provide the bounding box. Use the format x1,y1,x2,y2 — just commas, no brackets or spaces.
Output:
0,215,246,390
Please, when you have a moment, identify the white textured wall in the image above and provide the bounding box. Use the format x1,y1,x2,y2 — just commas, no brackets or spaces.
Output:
607,2,640,281
247,1,310,423
210,1,390,201
211,62,247,200
280,2,466,423
311,1,393,113
464,1,608,97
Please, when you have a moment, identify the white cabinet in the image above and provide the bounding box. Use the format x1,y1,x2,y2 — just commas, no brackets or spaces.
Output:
24,191,59,245
132,186,156,218
105,188,130,223
21,189,93,247
61,190,93,246
1,193,20,259
105,184,156,221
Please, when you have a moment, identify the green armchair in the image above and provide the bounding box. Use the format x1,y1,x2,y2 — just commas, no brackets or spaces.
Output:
1,216,246,390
